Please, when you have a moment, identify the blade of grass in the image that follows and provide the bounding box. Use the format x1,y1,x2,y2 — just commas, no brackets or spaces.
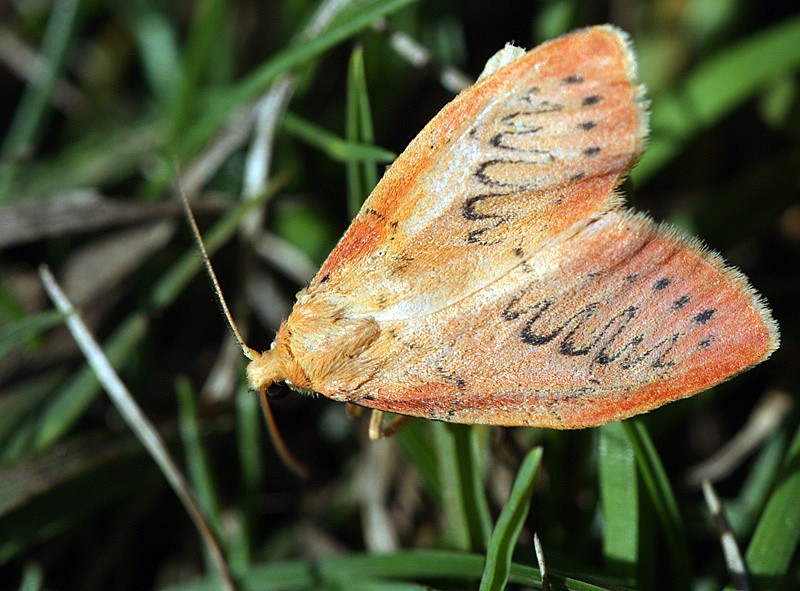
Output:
0,0,80,201
176,377,223,537
168,0,229,138
38,266,234,591
0,281,26,322
479,447,543,591
235,385,263,567
283,111,394,165
598,422,638,584
18,562,43,591
10,121,166,199
159,549,627,591
317,582,432,591
469,426,493,550
433,423,492,552
31,314,147,451
0,371,66,459
395,420,441,501
725,426,789,536
346,44,380,217
743,423,800,591
623,420,690,589
154,0,416,197
124,7,182,103
0,310,65,360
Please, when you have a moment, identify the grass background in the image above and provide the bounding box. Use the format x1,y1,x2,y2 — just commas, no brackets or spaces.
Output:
1,1,799,590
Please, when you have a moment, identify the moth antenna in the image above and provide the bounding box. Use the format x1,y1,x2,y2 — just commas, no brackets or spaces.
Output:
259,386,309,479
176,167,308,479
176,175,260,362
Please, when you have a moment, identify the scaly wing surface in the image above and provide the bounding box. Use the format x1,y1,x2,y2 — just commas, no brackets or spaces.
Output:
311,26,647,320
342,210,778,427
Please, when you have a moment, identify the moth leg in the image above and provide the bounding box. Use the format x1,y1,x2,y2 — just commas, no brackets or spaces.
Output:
368,410,411,440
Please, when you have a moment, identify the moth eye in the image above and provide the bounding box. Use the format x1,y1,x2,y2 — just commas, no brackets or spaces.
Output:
266,382,291,401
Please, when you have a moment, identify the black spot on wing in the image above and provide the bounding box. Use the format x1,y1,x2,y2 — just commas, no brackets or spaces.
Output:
582,95,602,106
671,295,690,310
653,278,671,290
693,309,716,324
698,336,715,349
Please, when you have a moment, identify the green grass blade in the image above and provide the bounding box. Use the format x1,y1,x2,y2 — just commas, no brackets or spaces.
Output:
168,0,229,137
282,111,394,165
744,424,800,591
161,0,416,195
31,314,148,451
468,426,493,549
725,427,789,536
623,420,690,589
0,0,80,201
0,310,65,360
126,8,183,103
18,562,43,591
0,372,66,458
235,385,263,568
347,45,366,213
176,377,223,537
161,550,624,591
324,582,432,591
479,447,543,591
433,423,492,551
598,422,638,584
10,121,165,198
346,45,380,217
395,421,441,501
0,281,26,322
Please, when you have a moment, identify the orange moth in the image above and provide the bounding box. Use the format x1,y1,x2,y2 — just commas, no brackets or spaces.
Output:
238,25,779,437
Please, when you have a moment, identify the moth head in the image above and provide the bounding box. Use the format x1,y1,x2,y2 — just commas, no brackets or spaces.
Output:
245,327,312,396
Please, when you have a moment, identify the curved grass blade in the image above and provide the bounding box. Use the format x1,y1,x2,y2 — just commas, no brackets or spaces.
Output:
743,424,800,591
623,420,690,588
479,447,543,591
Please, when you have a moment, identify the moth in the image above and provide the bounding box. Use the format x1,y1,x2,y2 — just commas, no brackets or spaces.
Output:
228,25,779,439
